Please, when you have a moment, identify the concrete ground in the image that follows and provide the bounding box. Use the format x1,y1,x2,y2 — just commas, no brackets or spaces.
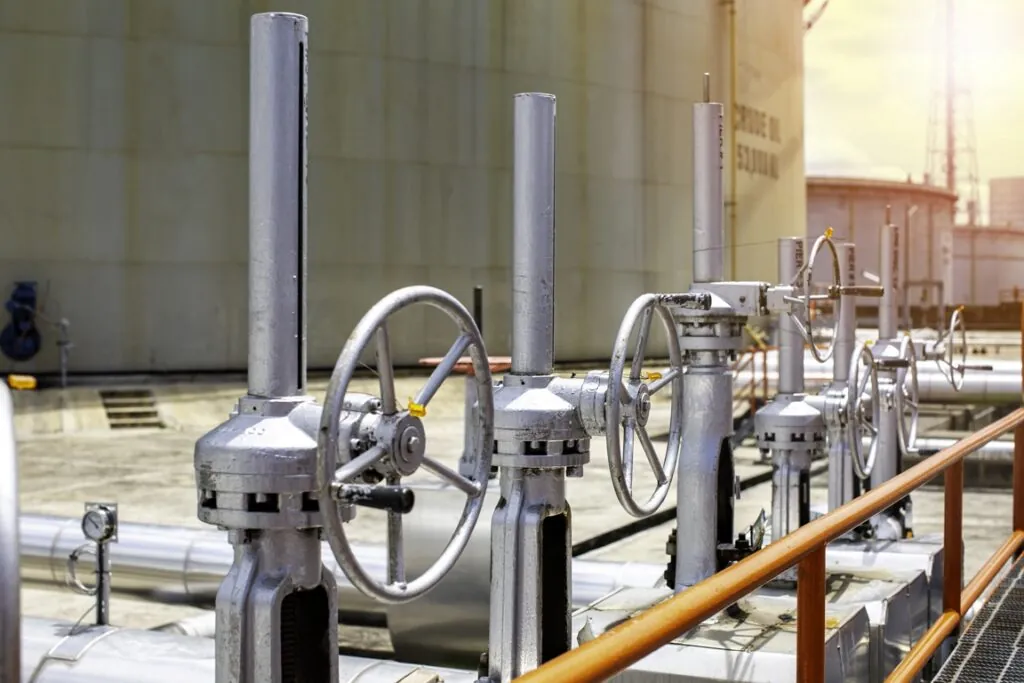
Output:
9,369,1020,652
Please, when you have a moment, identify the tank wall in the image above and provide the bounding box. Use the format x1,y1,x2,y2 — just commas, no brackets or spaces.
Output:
729,0,806,283
807,184,955,309
953,228,1024,306
0,0,803,373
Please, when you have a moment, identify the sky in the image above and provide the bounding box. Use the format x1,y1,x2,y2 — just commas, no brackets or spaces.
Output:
804,0,1024,222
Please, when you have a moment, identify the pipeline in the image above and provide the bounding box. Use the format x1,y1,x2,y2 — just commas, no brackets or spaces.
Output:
20,617,478,683
1,385,19,683
748,351,1021,405
18,504,666,669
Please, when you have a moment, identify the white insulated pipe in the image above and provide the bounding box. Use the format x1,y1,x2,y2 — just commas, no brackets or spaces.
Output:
19,618,478,683
0,386,19,683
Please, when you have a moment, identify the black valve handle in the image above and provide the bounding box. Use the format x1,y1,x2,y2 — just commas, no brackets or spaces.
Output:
334,484,415,514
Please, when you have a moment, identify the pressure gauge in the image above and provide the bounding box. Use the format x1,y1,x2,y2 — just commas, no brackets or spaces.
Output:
81,505,116,543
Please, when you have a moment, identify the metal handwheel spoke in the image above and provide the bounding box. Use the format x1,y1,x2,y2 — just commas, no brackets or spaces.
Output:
647,368,678,395
332,444,387,486
422,456,481,497
318,285,494,605
606,293,685,518
630,308,654,380
376,324,398,414
622,418,637,489
414,334,472,408
635,424,667,486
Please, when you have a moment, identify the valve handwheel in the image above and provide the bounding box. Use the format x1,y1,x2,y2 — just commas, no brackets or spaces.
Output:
789,231,843,363
317,285,495,605
895,335,920,454
846,343,880,480
938,307,968,392
606,293,685,518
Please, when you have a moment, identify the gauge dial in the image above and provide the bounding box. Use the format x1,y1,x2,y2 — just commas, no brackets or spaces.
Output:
81,508,114,542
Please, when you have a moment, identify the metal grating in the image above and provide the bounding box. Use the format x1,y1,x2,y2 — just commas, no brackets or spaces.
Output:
98,389,164,430
935,553,1024,681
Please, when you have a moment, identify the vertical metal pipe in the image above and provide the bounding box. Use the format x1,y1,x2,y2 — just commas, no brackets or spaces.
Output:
473,285,484,333
796,546,826,683
0,385,19,683
777,238,804,394
944,460,964,616
833,243,856,383
247,12,308,398
879,221,899,339
693,75,724,284
511,93,557,375
96,542,111,626
675,366,733,590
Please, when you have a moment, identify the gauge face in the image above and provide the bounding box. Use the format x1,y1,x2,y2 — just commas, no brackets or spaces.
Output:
81,509,113,542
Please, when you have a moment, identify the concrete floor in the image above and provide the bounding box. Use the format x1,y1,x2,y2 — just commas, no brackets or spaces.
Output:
9,370,1019,649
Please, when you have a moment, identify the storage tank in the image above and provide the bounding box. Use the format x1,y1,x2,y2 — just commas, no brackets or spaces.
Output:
807,177,956,308
0,0,805,373
953,225,1024,306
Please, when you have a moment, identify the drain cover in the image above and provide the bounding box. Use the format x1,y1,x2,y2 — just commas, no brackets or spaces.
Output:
98,389,164,430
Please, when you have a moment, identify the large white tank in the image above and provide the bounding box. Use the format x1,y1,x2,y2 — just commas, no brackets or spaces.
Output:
0,0,805,373
807,177,956,308
953,225,1024,306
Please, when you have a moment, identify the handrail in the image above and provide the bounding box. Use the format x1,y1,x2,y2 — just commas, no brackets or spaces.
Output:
514,407,1024,683
0,384,20,683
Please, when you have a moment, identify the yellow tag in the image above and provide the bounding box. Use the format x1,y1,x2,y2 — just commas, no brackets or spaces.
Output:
407,400,427,418
7,374,36,390
865,339,874,347
825,617,841,629
955,305,965,314
641,371,662,381
824,226,834,239
905,530,914,539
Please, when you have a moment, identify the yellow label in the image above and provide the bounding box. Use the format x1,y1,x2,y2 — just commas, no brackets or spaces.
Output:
641,371,662,382
824,226,834,239
825,617,841,629
7,375,36,390
408,400,427,418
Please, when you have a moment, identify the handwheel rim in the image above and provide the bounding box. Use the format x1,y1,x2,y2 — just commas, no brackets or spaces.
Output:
846,342,879,480
948,308,967,392
895,335,920,454
605,294,684,518
797,233,842,364
317,285,494,605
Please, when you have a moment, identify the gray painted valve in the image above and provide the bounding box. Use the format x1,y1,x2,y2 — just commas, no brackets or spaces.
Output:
317,285,495,605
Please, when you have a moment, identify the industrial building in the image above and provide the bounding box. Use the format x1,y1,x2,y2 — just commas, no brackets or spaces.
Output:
990,176,1024,228
0,0,805,375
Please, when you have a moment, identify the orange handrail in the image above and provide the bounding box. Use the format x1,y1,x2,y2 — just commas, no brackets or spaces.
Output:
514,407,1024,683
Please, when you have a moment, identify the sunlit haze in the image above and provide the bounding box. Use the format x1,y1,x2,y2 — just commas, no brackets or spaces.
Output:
805,0,1024,221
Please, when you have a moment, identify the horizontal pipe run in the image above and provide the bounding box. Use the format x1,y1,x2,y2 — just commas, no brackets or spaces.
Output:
514,408,1024,683
960,530,1024,615
18,515,661,616
885,611,960,683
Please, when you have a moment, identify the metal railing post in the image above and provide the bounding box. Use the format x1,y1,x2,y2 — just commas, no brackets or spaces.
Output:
1016,300,1024,554
944,460,964,617
796,546,826,683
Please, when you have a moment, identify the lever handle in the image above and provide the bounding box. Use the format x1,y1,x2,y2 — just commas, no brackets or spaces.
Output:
957,363,994,372
334,484,416,514
839,285,884,298
875,358,910,370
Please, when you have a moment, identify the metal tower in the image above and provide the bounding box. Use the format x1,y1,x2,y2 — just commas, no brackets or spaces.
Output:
926,0,980,226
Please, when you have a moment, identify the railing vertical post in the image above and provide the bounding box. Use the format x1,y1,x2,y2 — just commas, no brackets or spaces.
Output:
944,459,964,616
796,546,826,683
1016,301,1024,555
